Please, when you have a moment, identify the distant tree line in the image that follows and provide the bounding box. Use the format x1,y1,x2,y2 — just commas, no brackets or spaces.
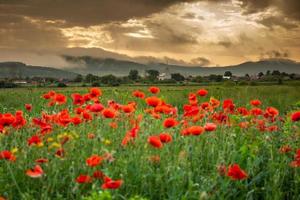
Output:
0,69,299,88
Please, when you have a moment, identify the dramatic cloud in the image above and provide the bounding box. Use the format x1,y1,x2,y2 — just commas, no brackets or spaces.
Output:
0,0,299,67
190,57,211,66
0,0,197,26
237,0,300,21
0,15,67,49
260,50,290,60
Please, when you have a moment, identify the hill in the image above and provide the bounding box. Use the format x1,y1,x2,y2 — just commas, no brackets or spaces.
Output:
64,56,300,76
0,62,78,79
1,58,299,79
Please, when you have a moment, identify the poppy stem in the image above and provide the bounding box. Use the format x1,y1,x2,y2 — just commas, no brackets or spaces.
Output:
5,161,23,198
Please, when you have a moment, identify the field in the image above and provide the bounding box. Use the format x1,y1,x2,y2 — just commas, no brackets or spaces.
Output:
0,85,300,200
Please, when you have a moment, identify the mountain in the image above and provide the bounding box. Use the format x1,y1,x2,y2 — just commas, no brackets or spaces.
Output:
0,62,78,79
64,56,300,76
1,58,300,79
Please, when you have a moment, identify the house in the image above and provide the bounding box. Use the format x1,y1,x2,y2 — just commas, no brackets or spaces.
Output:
222,75,231,80
13,80,28,84
158,73,171,80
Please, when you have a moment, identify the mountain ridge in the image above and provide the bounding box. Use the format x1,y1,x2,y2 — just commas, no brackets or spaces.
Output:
0,57,299,79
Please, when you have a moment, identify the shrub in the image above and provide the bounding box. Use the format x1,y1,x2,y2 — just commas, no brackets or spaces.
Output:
223,80,236,87
56,82,67,87
238,81,249,86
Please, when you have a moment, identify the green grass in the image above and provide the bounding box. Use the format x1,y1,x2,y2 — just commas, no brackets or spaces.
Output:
0,85,300,200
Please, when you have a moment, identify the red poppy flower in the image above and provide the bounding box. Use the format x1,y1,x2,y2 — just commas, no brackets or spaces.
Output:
102,108,117,118
42,91,55,99
27,135,42,146
89,87,102,99
265,107,279,118
210,97,220,108
197,89,208,97
35,158,49,163
188,126,205,136
145,96,161,107
239,122,249,129
159,133,172,143
267,125,278,132
204,123,217,132
223,99,235,112
132,90,145,99
83,93,91,101
217,164,227,176
237,107,249,116
89,103,104,113
250,108,263,116
227,164,248,180
72,116,82,125
0,113,15,127
250,99,261,107
93,170,105,179
148,136,163,148
149,86,160,94
55,148,65,158
76,174,92,184
122,104,135,113
183,105,199,117
149,155,160,164
188,93,198,105
86,155,103,167
25,104,32,112
71,93,85,106
12,111,27,129
26,165,44,178
88,133,96,139
290,149,300,168
0,150,16,162
54,93,67,105
279,145,292,154
163,118,178,128
101,177,123,189
83,111,93,121
291,111,300,122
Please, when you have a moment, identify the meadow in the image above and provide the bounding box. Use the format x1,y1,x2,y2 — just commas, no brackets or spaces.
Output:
0,85,300,200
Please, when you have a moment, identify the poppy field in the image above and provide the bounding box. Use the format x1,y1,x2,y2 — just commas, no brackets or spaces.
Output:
0,86,300,200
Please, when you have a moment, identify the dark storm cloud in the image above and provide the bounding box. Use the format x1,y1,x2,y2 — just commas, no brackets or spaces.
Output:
61,54,194,67
260,50,290,60
237,0,300,21
237,0,272,14
217,41,232,48
181,12,196,19
190,57,211,66
0,0,198,27
144,20,199,45
0,15,67,49
259,16,298,29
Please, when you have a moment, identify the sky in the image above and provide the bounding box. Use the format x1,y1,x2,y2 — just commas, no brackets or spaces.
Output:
0,0,300,68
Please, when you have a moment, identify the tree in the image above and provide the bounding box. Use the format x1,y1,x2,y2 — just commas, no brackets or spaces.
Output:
74,74,83,82
192,75,203,83
208,74,223,82
171,73,185,82
128,70,139,81
258,72,264,78
146,70,159,81
85,74,99,83
224,71,232,77
272,70,281,76
100,75,120,86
